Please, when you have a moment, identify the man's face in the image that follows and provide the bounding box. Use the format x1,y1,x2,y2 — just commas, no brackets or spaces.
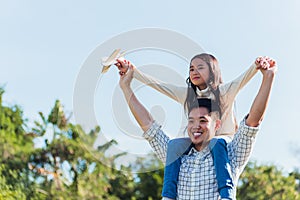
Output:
187,107,220,151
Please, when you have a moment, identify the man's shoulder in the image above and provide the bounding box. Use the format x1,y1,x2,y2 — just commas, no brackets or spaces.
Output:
236,116,260,136
143,121,162,141
227,117,260,146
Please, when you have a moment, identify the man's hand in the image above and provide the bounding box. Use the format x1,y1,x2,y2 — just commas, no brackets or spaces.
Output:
260,62,277,77
118,59,134,90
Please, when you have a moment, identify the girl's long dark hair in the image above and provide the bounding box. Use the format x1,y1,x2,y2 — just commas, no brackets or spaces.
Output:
184,53,223,117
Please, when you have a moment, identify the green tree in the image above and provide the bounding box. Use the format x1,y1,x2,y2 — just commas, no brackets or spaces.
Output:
108,167,136,200
291,144,300,193
237,161,300,200
0,88,44,199
29,100,134,199
0,88,35,169
132,153,164,200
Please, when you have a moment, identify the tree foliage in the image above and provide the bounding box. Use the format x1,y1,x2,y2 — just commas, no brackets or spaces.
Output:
133,153,164,200
237,161,300,200
28,99,133,199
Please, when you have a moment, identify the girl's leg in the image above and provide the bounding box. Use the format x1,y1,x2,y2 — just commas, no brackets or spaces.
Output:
162,138,191,199
209,138,234,200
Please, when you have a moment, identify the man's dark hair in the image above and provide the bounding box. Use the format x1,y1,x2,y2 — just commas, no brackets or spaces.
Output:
188,98,221,117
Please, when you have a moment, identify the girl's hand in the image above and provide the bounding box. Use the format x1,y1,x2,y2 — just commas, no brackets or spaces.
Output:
255,56,276,70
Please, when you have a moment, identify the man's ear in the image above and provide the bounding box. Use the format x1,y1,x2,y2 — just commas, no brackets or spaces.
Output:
215,119,221,130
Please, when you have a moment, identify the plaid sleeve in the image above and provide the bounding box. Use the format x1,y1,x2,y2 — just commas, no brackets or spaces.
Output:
143,121,170,163
228,117,259,173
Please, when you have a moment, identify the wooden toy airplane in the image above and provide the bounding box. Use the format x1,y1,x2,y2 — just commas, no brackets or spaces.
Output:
101,49,126,74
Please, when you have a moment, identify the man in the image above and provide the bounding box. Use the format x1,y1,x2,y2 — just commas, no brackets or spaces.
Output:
118,61,276,199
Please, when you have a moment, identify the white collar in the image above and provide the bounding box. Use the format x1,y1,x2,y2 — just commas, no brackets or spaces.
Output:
196,87,210,97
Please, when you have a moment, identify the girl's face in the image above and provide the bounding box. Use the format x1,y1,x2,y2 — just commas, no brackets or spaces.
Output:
189,58,210,90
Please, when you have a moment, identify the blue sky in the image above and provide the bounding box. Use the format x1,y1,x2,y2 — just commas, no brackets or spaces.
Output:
1,0,300,172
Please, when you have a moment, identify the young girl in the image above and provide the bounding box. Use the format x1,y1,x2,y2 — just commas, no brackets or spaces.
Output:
115,54,274,200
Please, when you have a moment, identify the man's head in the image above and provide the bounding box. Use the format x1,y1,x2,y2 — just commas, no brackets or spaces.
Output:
187,98,221,151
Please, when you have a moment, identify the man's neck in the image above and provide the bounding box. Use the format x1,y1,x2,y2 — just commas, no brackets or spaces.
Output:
194,141,209,151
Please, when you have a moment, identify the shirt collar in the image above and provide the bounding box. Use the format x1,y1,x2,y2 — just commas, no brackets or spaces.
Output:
196,87,216,101
196,87,209,96
187,145,211,158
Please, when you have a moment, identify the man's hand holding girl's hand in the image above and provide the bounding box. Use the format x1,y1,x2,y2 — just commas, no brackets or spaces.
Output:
255,56,276,70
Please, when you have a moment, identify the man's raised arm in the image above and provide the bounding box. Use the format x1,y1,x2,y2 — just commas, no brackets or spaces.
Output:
246,64,277,127
119,64,154,132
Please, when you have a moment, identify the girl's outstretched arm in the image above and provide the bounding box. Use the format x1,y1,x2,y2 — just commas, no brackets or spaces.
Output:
116,58,187,105
220,61,258,98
